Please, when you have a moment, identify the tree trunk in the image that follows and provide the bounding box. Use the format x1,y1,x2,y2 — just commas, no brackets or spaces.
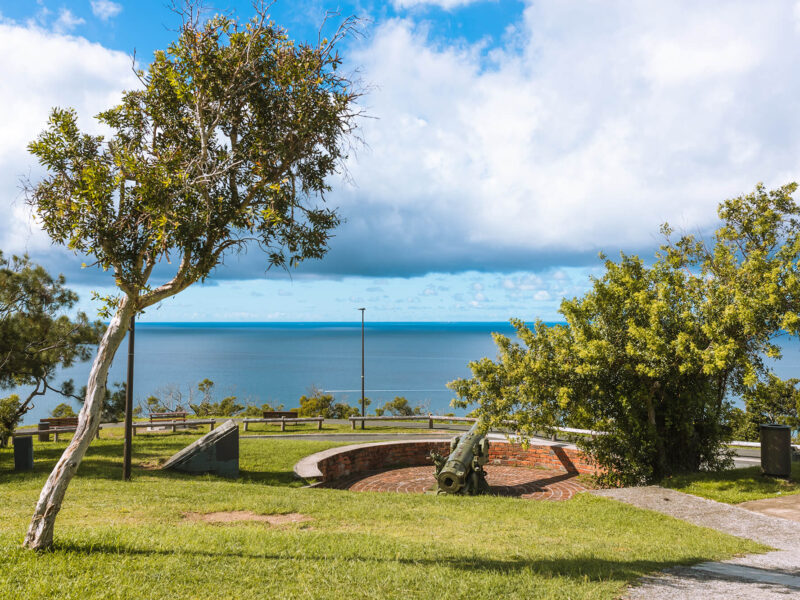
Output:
23,300,134,550
645,384,667,478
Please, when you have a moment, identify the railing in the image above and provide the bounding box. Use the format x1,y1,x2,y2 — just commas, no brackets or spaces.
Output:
133,419,216,434
347,414,521,430
242,416,323,432
12,426,98,442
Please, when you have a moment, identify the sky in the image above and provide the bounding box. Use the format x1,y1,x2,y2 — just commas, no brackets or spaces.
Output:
1,0,799,322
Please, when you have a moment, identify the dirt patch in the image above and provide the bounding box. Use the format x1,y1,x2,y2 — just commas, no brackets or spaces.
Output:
183,510,312,525
139,460,163,470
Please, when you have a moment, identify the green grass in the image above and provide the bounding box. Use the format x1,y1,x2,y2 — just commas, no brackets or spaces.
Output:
662,462,800,504
19,419,458,437
0,432,767,599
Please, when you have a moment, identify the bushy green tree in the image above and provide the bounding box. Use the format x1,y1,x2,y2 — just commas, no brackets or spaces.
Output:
734,375,800,441
0,395,21,447
216,396,244,416
375,396,424,416
22,0,361,550
145,395,168,414
451,183,800,486
50,403,77,418
189,378,215,416
297,390,360,419
188,379,244,416
0,252,101,444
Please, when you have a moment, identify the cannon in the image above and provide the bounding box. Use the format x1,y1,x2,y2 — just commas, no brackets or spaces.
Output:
430,420,490,495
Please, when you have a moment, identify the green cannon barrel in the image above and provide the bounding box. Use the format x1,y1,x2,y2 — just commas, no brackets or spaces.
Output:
436,420,485,494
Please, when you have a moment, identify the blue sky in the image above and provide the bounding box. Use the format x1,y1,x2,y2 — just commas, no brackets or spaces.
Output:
1,0,799,322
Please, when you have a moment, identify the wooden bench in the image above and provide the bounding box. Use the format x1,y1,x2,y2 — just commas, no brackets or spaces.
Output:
38,417,79,441
243,416,323,432
348,414,441,430
147,411,189,432
262,411,298,419
133,418,216,434
25,417,102,442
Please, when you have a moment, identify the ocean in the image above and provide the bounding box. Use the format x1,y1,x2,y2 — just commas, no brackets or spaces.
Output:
14,322,800,425
15,322,519,425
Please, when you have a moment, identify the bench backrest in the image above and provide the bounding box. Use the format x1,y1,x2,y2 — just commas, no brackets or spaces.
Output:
40,417,78,427
149,412,188,421
262,411,298,419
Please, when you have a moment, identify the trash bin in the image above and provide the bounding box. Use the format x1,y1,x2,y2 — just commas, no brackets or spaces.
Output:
37,421,50,442
760,424,792,478
13,436,34,471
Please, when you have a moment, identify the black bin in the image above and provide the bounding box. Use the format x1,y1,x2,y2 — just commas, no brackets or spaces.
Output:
13,436,34,471
760,424,792,478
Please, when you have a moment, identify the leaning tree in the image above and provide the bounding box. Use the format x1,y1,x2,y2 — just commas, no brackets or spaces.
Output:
22,2,361,550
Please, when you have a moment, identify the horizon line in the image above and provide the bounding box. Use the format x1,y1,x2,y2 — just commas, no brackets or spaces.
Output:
124,319,566,324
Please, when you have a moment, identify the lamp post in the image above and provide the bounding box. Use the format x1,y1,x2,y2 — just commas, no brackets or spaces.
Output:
123,315,135,481
359,307,365,429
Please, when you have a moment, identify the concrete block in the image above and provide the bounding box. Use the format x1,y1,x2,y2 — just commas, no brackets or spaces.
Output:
161,419,239,478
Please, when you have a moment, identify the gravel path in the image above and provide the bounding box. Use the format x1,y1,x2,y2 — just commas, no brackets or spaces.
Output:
592,486,800,598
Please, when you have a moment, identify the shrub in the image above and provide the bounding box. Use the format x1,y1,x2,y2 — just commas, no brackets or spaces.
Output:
0,395,21,447
241,402,285,417
375,396,424,416
297,391,360,419
50,403,76,418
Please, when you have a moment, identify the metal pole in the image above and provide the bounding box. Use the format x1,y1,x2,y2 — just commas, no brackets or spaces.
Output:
123,315,135,481
359,307,365,430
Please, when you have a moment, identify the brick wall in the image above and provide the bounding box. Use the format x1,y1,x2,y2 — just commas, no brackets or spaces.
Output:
314,440,600,482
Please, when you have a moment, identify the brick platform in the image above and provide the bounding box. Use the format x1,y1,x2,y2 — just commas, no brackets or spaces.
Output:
321,465,589,500
294,438,601,484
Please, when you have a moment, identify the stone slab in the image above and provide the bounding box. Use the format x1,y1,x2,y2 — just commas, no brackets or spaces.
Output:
161,419,239,478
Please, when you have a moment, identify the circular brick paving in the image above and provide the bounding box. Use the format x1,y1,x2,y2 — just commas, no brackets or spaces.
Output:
321,465,589,500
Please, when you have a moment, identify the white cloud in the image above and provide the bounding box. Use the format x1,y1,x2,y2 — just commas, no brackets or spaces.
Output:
91,0,122,21
53,8,84,33
327,0,800,276
0,21,138,256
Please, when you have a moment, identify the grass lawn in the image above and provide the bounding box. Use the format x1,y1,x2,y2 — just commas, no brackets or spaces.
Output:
0,431,766,599
662,462,800,504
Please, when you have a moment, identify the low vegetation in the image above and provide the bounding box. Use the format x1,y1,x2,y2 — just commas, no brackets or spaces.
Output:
375,396,426,417
0,431,766,599
297,389,362,419
662,463,800,504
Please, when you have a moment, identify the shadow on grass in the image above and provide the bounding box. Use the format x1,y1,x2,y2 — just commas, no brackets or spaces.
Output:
0,460,301,489
662,464,800,496
46,538,718,583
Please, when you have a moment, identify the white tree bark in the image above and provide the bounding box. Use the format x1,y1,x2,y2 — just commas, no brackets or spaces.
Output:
23,299,134,550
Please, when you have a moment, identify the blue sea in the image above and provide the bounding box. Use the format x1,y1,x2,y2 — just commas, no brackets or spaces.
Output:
14,322,800,425
16,322,520,425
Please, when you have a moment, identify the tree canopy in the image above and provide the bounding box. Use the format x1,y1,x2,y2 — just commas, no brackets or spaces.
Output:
450,183,800,486
23,1,362,550
0,252,100,445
